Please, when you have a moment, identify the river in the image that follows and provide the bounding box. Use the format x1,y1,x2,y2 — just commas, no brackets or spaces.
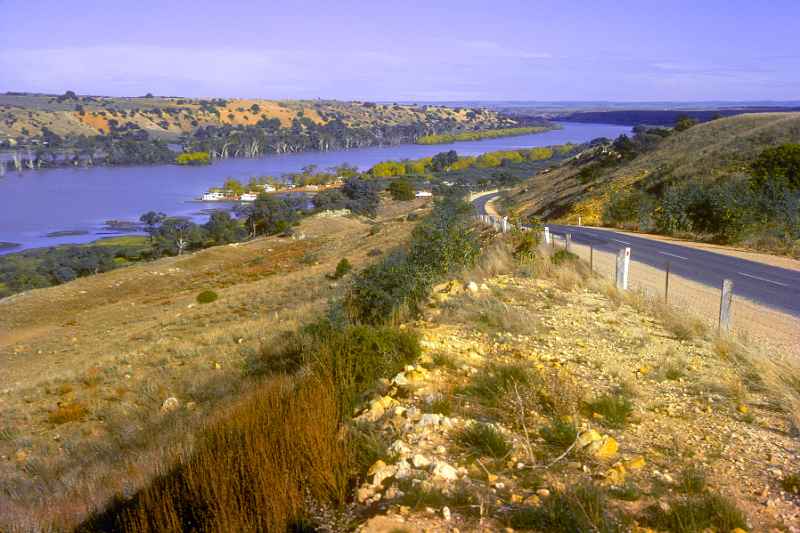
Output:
0,122,629,253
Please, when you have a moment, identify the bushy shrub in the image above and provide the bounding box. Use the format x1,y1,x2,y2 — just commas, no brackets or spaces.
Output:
654,180,755,243
331,258,352,279
175,151,211,165
341,178,380,216
388,179,415,201
603,188,655,229
345,196,479,325
751,143,800,192
196,290,218,304
255,320,419,412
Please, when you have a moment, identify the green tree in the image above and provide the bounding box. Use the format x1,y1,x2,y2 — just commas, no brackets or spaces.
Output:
204,211,246,244
388,179,415,201
674,115,698,132
431,150,458,171
751,144,800,192
223,178,245,196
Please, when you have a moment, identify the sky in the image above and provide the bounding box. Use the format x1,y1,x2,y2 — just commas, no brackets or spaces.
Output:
1,0,799,102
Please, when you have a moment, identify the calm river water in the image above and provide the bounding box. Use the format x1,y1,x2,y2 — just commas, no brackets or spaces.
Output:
0,122,629,253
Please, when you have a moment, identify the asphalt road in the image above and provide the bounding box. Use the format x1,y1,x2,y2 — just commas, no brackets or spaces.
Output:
473,194,800,318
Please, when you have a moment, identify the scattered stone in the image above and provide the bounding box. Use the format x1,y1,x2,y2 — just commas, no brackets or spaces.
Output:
466,281,479,293
160,397,179,413
412,454,432,468
431,461,459,481
442,506,451,521
587,435,618,460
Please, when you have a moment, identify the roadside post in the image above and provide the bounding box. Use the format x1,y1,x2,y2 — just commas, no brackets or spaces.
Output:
565,233,572,253
615,247,631,290
719,279,734,332
544,226,551,245
589,245,594,272
578,216,582,227
664,261,671,304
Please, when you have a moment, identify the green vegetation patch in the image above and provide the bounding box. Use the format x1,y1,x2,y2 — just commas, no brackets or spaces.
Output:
507,483,626,533
645,492,747,532
196,290,219,304
458,422,512,459
417,125,555,145
583,393,634,428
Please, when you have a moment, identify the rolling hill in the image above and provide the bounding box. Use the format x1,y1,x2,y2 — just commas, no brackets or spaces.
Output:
509,112,800,224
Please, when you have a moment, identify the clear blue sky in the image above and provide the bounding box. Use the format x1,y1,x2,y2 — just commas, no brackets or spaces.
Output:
1,0,798,101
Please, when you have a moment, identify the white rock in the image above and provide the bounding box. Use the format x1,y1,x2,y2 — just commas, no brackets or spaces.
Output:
442,506,452,521
390,440,411,456
395,460,413,480
466,281,479,293
412,454,432,468
416,413,442,429
160,397,179,413
371,464,397,487
432,461,459,481
392,373,410,386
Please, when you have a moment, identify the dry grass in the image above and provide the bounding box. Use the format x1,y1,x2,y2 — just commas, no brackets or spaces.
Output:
532,242,800,434
47,402,88,424
80,374,351,532
0,200,427,532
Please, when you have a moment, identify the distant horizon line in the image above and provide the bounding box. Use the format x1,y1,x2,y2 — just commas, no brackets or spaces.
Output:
3,90,800,107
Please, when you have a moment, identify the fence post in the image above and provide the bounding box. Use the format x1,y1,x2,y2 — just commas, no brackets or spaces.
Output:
589,245,594,272
719,279,734,332
615,247,630,290
664,261,671,304
543,226,551,245
565,233,572,253
578,216,582,227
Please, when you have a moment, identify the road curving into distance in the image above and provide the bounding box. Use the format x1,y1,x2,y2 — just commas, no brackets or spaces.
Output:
473,193,800,318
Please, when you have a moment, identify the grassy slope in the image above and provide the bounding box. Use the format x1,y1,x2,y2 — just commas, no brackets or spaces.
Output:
0,94,514,142
0,198,429,530
509,112,800,224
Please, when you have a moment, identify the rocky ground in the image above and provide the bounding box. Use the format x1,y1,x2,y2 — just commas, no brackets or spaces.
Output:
349,268,800,532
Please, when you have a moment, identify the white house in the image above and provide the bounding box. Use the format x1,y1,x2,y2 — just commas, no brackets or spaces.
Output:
305,184,319,191
202,191,226,201
261,183,276,192
240,192,258,202
415,191,433,198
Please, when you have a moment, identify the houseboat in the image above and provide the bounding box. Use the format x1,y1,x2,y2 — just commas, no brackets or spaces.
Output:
202,190,226,201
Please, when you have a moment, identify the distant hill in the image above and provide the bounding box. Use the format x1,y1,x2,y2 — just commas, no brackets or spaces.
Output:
552,107,800,126
0,93,514,144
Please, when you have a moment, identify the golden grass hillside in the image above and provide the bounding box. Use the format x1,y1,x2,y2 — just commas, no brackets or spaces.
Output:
0,198,428,531
508,112,800,224
0,94,513,141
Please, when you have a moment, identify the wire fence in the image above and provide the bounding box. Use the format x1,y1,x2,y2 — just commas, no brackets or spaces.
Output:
477,213,800,358
556,232,799,358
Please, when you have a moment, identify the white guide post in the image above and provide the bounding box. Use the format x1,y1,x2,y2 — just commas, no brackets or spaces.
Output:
615,247,631,290
544,226,551,245
719,279,734,333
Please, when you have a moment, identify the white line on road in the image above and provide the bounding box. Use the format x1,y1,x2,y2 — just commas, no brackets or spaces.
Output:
737,272,788,287
612,238,632,245
658,251,688,260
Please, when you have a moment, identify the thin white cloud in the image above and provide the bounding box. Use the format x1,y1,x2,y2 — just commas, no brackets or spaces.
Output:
458,40,551,59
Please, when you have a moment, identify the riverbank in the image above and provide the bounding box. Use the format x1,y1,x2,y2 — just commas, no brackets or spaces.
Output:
416,124,558,144
0,122,631,253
